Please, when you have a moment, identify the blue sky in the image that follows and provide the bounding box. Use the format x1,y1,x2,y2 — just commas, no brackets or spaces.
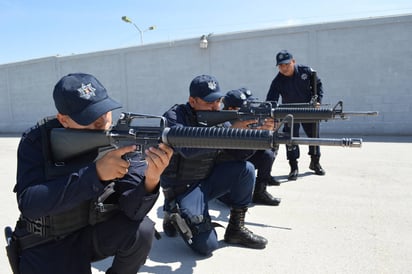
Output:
1,0,411,65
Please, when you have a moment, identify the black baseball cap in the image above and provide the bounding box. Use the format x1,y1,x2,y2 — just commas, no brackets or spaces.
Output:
189,75,224,102
53,73,122,125
223,89,248,108
238,87,258,101
276,50,293,66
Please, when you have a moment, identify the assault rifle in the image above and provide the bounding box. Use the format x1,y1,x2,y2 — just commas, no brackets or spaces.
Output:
50,112,363,244
196,100,378,127
50,112,363,163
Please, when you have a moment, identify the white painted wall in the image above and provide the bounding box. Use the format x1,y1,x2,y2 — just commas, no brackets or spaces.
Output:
1,14,411,135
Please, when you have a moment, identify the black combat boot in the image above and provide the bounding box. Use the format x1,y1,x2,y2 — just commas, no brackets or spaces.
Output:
224,207,268,249
309,156,325,175
252,182,281,206
163,211,177,237
288,160,299,180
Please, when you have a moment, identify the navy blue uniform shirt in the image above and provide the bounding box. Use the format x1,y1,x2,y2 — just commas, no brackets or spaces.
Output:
266,64,323,104
14,119,159,222
160,103,254,188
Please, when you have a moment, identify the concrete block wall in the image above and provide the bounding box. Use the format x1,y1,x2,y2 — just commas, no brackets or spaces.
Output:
1,14,411,136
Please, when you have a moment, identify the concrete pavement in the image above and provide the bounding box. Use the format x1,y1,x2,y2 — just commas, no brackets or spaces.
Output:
1,135,411,274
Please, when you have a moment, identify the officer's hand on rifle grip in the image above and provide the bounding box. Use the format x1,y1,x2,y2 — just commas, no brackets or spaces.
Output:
256,117,275,130
95,145,136,181
231,119,258,129
144,143,173,193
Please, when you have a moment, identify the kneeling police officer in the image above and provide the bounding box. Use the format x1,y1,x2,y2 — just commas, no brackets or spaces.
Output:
161,75,268,256
6,73,172,274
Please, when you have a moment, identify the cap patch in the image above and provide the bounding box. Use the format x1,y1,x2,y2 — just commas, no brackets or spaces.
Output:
77,83,96,99
208,81,217,90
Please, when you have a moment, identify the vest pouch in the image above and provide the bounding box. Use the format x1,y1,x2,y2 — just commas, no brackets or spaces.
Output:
47,201,91,236
163,151,218,181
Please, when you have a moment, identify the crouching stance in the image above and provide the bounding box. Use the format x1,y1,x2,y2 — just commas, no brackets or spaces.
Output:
161,75,267,256
7,73,172,274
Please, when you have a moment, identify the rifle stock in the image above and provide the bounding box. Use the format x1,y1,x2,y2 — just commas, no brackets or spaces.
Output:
50,129,112,162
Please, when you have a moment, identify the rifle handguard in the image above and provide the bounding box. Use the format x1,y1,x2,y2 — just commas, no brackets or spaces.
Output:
161,127,362,149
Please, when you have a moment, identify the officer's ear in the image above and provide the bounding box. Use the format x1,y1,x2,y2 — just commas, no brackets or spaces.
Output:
188,96,197,108
56,113,71,128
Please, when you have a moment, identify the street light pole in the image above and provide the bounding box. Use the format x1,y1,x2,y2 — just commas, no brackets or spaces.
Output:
121,16,156,45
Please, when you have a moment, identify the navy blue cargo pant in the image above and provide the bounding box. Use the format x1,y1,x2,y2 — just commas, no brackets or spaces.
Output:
19,214,155,274
248,149,276,184
283,122,321,160
164,160,255,256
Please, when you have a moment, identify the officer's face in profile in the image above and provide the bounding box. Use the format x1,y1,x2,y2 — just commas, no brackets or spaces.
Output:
278,59,295,77
56,112,113,130
189,96,222,111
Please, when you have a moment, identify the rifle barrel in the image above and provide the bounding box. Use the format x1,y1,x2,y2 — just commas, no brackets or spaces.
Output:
279,137,362,147
340,111,379,117
273,108,379,121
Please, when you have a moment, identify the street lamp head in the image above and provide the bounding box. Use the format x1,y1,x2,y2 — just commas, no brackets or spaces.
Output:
121,16,156,44
200,35,208,49
121,16,132,23
199,33,213,49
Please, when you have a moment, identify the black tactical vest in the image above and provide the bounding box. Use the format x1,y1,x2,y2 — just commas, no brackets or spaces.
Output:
161,104,220,181
21,117,119,240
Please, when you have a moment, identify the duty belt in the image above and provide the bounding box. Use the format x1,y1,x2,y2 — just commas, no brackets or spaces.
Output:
15,219,62,250
25,216,51,237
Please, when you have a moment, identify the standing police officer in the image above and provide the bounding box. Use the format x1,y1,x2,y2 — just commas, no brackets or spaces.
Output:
161,75,268,256
266,50,326,180
10,73,172,274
